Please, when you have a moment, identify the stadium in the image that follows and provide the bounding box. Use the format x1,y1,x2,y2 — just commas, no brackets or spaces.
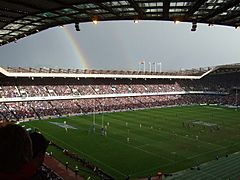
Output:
0,0,240,180
0,64,240,179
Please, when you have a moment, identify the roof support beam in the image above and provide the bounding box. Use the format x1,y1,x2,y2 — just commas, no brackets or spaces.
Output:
0,7,27,17
184,0,208,19
0,15,14,21
217,12,240,23
226,18,240,27
127,0,145,19
91,2,121,18
0,0,42,12
48,0,99,21
163,0,170,19
202,0,240,21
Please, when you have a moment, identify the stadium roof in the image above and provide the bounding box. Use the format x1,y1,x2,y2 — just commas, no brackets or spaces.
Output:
0,63,239,79
0,0,240,46
209,63,240,75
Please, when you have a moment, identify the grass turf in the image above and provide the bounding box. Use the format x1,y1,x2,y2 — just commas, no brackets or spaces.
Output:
21,105,240,179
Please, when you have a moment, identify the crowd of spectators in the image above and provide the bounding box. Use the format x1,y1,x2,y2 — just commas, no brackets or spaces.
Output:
91,85,114,94
0,93,239,121
2,77,238,98
0,86,20,98
31,101,59,118
36,165,63,180
50,100,81,115
18,85,48,97
69,85,96,95
0,73,239,121
46,85,72,96
0,75,239,99
5,102,35,120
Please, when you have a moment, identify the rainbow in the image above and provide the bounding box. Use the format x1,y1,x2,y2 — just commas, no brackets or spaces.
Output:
62,27,89,69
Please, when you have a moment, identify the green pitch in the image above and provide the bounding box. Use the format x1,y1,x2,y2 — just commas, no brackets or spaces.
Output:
21,105,240,179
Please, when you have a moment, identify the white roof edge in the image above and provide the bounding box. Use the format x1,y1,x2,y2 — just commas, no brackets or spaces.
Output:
199,63,240,78
0,67,11,76
4,72,202,79
2,63,239,80
199,67,215,78
0,67,202,80
200,66,221,78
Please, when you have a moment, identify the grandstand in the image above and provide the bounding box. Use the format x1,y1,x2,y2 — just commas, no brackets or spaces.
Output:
0,64,240,178
0,64,239,123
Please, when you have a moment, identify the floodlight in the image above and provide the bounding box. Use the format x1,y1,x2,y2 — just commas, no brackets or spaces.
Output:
134,19,139,24
93,19,98,25
174,20,180,24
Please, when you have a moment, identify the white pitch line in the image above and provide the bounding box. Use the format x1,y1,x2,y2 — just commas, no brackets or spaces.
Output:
137,143,149,148
27,124,126,177
105,112,224,149
106,135,174,163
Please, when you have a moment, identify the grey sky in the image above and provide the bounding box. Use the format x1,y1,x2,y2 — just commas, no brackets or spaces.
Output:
0,21,240,71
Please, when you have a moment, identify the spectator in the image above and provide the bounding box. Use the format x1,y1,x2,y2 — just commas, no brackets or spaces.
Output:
0,123,38,180
29,132,50,179
65,161,69,170
75,165,79,176
30,132,49,167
